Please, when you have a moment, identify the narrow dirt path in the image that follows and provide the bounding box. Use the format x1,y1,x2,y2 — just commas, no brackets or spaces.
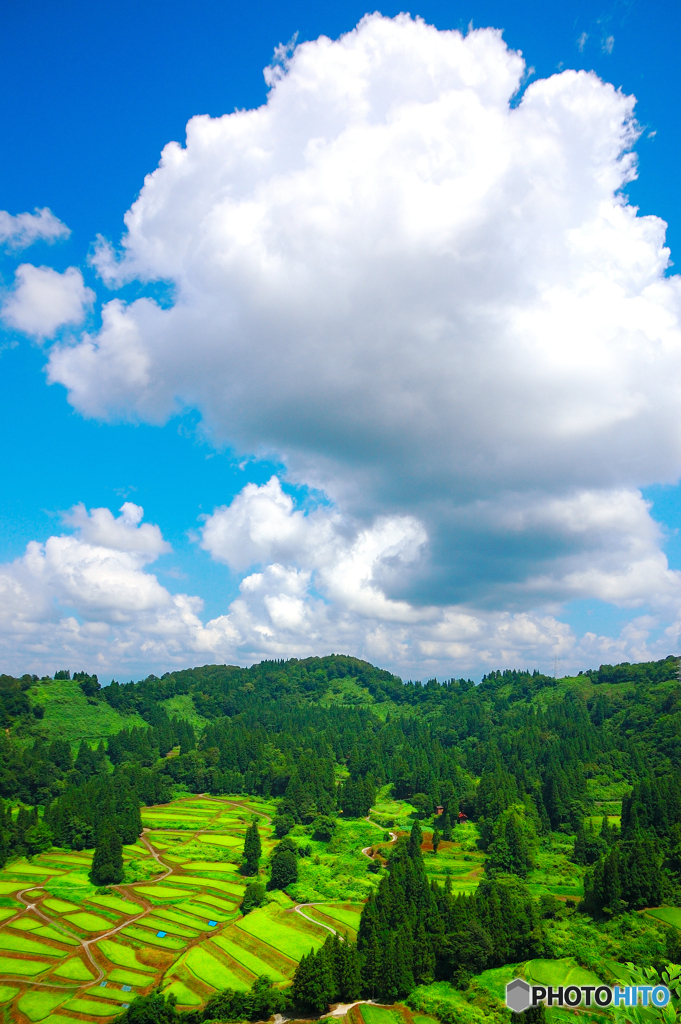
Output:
292,903,338,935
361,824,397,860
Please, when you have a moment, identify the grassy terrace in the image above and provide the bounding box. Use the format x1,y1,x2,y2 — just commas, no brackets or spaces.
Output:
0,795,375,1023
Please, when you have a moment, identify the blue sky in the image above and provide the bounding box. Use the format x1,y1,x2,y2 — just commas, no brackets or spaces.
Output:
1,0,681,680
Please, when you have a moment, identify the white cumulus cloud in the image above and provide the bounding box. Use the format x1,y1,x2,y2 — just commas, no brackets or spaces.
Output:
1,490,680,680
0,208,70,249
2,265,94,339
0,504,205,675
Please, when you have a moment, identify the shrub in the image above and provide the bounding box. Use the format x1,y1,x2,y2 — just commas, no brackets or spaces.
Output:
311,815,336,841
272,814,295,838
241,881,266,914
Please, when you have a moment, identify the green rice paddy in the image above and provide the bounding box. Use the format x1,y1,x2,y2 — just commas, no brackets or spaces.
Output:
108,967,154,986
97,939,154,972
361,1007,404,1024
9,917,41,930
63,912,113,932
17,990,66,1021
43,899,78,913
236,905,326,959
153,907,207,929
211,934,287,980
134,883,194,900
523,958,604,988
52,957,95,979
63,997,121,1016
308,902,363,931
0,882,22,895
646,907,681,928
184,945,250,989
196,834,241,847
88,894,141,914
142,914,199,937
121,923,186,948
35,926,79,944
163,979,202,1005
0,932,65,956
0,955,48,975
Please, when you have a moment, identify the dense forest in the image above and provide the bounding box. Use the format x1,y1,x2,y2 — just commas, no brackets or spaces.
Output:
1,653,681,1016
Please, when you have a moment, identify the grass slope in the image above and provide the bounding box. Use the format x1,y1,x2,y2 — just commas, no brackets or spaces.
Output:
26,677,146,742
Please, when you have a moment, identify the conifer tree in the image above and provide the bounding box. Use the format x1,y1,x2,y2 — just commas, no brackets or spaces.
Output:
337,935,361,1001
441,810,452,842
363,930,382,998
432,827,441,855
413,920,435,984
292,948,335,1014
90,820,124,886
243,819,262,876
408,819,423,856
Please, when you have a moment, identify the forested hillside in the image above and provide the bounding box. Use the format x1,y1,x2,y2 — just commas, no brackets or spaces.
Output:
0,654,680,1022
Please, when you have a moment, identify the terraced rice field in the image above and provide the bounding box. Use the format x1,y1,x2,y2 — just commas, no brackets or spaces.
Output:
646,907,681,928
0,795,347,1022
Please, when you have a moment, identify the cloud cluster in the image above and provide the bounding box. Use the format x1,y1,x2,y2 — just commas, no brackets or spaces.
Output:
0,207,70,249
0,485,677,681
44,15,681,622
0,503,205,674
5,15,681,676
2,265,94,339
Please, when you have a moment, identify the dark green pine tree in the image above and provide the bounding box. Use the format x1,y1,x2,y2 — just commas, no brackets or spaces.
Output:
337,936,362,1001
441,810,452,842
242,819,262,876
413,920,435,985
573,820,587,864
432,827,441,855
116,782,142,844
292,948,335,1014
90,820,124,886
409,819,423,856
361,924,382,998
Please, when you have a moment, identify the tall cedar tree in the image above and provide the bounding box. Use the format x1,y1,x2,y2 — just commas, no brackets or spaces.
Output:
292,934,361,1013
242,819,262,875
90,820,124,886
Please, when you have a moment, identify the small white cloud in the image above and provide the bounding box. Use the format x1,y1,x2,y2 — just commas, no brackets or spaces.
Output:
602,35,615,54
64,502,171,559
0,208,70,250
577,31,588,52
1,265,95,340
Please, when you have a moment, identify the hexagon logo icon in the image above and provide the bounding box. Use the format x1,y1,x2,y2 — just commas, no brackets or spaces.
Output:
506,978,531,1013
